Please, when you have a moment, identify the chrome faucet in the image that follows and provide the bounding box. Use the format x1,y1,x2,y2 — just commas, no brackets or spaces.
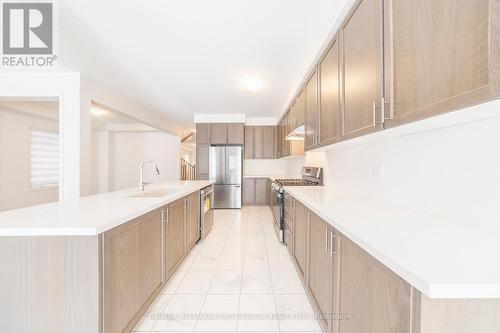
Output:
139,160,160,191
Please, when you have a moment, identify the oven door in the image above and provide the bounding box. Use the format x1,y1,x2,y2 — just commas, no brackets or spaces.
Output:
271,187,284,242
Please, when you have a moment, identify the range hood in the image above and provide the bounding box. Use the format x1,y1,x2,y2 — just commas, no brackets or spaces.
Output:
285,125,305,141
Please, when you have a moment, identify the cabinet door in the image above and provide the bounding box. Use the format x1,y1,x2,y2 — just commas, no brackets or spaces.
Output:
290,99,297,130
196,124,211,144
253,126,264,159
305,71,319,150
186,192,200,251
210,123,227,144
196,144,209,178
337,234,412,333
308,213,334,332
277,121,282,158
103,209,163,333
244,126,254,159
273,126,280,158
319,39,340,146
242,178,256,205
296,90,306,128
293,200,309,279
262,126,275,159
341,0,383,140
227,123,244,144
283,112,291,156
255,178,268,205
388,0,499,127
165,198,186,278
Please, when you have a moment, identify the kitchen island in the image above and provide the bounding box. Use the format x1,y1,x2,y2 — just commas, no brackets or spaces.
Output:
0,180,212,333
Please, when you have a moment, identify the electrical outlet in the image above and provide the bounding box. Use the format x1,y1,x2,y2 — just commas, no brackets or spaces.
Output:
373,163,384,180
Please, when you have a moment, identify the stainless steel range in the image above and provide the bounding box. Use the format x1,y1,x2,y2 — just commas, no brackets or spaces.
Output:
271,167,323,243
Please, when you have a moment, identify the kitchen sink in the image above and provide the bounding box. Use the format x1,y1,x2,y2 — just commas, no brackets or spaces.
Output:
125,188,183,198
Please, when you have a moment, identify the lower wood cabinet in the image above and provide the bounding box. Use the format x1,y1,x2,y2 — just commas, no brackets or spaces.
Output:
103,209,163,333
289,193,413,333
337,234,412,333
242,177,270,205
164,198,186,280
308,212,335,333
185,191,200,251
284,193,294,255
293,200,308,279
255,178,268,204
242,178,256,204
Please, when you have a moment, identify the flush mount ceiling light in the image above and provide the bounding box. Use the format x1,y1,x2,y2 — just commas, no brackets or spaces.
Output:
91,107,109,117
241,76,264,92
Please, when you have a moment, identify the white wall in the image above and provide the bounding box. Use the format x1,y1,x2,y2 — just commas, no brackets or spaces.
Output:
284,101,500,222
81,75,185,196
244,159,289,177
0,108,59,211
92,129,180,193
0,72,83,201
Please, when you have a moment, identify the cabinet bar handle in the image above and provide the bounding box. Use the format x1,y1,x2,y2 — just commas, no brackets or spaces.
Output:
162,208,169,225
381,97,385,126
325,228,329,253
330,233,337,256
372,101,377,126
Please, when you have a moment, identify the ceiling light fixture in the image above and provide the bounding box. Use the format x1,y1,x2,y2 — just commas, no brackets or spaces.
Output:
91,108,108,117
241,76,264,92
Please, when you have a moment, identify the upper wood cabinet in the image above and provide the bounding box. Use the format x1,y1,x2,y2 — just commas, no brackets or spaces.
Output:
226,123,244,144
244,126,277,159
262,126,276,159
319,39,340,146
196,124,211,144
289,100,297,130
305,71,319,150
198,123,244,145
386,0,500,127
210,123,227,144
337,233,412,333
253,126,265,159
244,127,254,159
296,90,306,128
341,0,384,140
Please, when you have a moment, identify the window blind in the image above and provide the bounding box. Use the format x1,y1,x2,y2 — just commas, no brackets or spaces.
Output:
30,128,59,188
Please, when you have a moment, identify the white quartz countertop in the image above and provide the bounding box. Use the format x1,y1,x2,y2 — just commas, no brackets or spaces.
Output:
284,186,500,299
0,181,213,236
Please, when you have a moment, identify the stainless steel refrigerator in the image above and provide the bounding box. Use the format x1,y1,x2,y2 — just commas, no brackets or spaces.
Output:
209,146,242,209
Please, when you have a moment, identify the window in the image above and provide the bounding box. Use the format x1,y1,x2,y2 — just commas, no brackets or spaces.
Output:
30,128,59,188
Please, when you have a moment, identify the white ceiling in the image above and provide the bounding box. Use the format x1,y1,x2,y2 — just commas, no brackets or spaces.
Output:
58,0,349,127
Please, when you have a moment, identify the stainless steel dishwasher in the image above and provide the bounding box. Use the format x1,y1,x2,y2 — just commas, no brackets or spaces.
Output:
200,184,214,239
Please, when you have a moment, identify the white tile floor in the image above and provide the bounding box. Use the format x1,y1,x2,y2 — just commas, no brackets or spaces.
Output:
133,206,322,333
